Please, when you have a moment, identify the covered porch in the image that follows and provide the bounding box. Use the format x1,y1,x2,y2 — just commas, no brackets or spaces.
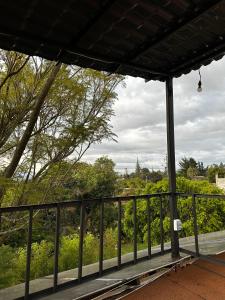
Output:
0,0,225,299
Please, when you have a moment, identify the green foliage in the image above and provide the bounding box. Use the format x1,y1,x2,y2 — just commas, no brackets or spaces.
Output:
117,177,147,196
72,157,118,234
0,245,16,288
178,157,206,178
83,234,99,265
148,170,163,183
0,231,117,288
127,166,164,184
1,163,225,290
187,166,198,179
123,199,147,242
103,228,117,259
73,157,117,199
13,241,54,283
207,163,225,183
178,157,197,177
0,49,124,206
123,177,225,244
59,234,80,270
135,158,141,177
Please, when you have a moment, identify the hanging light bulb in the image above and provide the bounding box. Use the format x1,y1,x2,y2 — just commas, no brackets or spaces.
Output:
197,69,202,92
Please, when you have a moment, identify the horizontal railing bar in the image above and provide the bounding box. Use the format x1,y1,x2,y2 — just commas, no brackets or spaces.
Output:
177,192,225,199
0,200,82,213
0,193,171,213
2,191,225,213
101,192,171,202
176,192,191,198
195,193,225,199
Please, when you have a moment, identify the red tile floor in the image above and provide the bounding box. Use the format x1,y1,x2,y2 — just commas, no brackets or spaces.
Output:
123,252,225,300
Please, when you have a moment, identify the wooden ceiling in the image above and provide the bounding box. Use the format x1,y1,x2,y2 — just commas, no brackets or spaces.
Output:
0,0,224,81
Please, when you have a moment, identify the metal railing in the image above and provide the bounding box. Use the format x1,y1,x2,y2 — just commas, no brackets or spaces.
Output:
0,192,170,299
177,192,225,259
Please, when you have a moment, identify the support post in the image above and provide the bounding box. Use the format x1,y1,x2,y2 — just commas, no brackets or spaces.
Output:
166,77,179,258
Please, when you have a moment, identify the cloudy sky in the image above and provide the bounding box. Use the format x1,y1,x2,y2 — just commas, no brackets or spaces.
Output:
83,57,225,173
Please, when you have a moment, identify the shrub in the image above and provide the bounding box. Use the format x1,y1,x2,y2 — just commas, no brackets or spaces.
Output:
13,241,54,282
103,228,117,259
83,233,99,265
59,234,80,271
0,245,16,288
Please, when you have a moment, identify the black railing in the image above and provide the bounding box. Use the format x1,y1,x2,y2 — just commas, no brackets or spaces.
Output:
0,192,170,300
2,192,225,299
177,192,225,258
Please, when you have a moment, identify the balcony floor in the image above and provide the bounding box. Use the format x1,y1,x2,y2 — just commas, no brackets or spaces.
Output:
39,252,188,300
123,251,225,300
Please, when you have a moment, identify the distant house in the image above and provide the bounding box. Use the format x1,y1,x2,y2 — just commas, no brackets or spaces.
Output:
215,174,225,191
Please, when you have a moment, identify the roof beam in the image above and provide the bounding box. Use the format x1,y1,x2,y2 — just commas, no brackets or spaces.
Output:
171,38,225,76
67,48,168,77
0,27,168,77
129,0,223,62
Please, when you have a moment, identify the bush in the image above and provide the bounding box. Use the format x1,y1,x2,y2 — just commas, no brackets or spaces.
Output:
83,233,99,265
0,245,16,288
31,241,54,278
103,228,117,259
13,241,54,282
59,234,80,271
123,177,225,243
59,233,99,269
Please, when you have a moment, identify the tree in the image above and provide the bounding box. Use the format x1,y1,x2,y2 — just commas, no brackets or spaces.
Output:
148,170,163,183
178,157,197,177
0,156,118,246
4,62,62,178
140,167,150,180
0,49,123,206
72,156,118,234
197,161,206,176
187,166,198,179
123,176,225,244
135,158,141,177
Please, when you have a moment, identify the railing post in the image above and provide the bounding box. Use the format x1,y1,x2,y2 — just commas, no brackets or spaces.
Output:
133,198,137,263
147,196,151,258
0,210,1,229
99,199,104,276
78,201,85,282
192,194,199,256
53,205,60,291
160,196,164,255
166,77,179,258
117,199,122,268
25,207,33,300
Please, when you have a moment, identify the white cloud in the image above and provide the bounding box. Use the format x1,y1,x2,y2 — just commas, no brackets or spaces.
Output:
83,56,225,173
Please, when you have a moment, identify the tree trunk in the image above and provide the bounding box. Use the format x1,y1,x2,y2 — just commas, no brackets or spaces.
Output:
4,62,62,178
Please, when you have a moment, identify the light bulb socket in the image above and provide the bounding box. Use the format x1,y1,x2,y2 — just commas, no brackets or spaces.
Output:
197,80,202,92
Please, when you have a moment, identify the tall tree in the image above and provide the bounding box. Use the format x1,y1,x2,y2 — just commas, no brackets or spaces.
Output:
197,161,206,176
0,50,123,205
4,62,62,178
71,157,118,233
135,157,141,177
178,157,197,177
